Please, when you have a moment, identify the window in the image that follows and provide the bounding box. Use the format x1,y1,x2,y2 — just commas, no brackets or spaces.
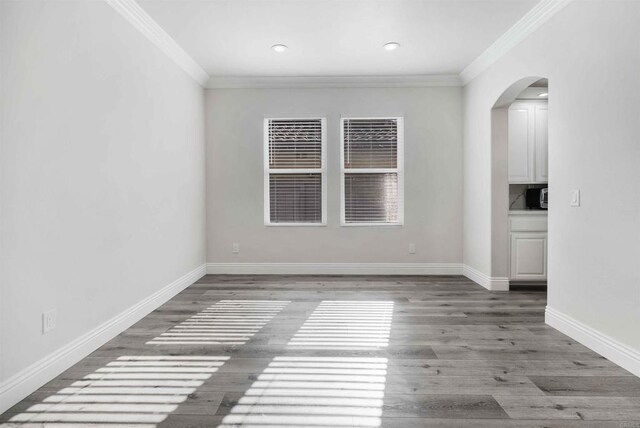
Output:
341,117,404,225
264,118,326,225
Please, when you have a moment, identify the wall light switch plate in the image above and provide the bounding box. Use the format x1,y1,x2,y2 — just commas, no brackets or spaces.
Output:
232,243,240,254
43,309,57,334
571,189,581,207
408,243,416,254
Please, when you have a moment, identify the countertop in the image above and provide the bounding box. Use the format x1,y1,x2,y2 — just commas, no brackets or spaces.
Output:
509,210,548,216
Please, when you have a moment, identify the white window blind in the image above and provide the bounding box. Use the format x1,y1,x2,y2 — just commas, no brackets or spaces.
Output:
341,118,404,225
265,118,326,225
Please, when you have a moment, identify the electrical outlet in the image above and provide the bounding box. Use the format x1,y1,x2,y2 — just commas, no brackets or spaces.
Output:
408,243,416,254
43,309,57,334
232,243,240,254
571,189,581,207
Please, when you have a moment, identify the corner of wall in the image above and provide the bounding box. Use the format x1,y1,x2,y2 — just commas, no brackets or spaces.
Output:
463,264,509,291
0,264,206,415
546,306,640,377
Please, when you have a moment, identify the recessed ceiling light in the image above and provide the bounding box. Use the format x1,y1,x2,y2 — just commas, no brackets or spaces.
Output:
538,92,548,97
271,44,288,53
383,42,400,51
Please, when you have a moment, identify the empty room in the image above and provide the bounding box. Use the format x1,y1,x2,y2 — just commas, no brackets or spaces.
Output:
1,0,639,426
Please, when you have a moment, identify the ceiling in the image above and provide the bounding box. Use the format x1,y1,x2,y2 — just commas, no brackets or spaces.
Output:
138,0,538,78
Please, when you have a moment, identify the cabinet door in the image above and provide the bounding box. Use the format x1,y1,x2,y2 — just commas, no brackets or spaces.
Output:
508,104,534,183
535,104,548,183
510,232,547,280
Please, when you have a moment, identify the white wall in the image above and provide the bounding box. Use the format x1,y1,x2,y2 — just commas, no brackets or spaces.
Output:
206,87,462,267
0,0,206,404
464,1,640,369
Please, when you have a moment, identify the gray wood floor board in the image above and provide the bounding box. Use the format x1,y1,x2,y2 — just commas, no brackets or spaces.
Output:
529,375,640,396
1,274,638,427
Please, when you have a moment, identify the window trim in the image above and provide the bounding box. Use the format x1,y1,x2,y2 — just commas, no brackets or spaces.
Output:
264,117,327,226
340,116,404,227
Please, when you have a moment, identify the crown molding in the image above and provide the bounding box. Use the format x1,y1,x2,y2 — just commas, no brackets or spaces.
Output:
460,0,572,85
105,0,569,89
205,74,462,89
104,0,209,86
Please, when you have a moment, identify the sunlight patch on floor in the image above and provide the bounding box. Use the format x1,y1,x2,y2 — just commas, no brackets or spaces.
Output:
218,356,389,428
2,356,229,427
287,301,394,349
147,300,290,345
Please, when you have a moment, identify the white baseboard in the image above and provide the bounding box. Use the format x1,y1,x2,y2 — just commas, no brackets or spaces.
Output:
545,306,640,377
0,263,206,414
206,262,463,275
463,264,509,291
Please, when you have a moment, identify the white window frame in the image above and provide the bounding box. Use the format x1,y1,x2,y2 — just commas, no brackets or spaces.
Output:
340,116,404,227
264,117,327,226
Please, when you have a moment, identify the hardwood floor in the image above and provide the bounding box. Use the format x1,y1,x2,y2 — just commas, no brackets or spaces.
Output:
2,275,640,427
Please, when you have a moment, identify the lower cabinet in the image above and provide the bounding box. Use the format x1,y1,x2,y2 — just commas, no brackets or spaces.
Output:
509,212,548,281
510,232,547,280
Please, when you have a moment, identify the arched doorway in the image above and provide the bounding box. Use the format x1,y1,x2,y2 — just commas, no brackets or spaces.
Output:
491,76,549,290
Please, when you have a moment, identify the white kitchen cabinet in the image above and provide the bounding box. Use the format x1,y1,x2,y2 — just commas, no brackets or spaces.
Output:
510,232,547,280
508,101,548,183
509,211,547,281
507,104,533,183
534,104,548,182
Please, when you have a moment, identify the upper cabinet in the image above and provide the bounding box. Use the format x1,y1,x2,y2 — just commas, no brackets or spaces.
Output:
508,101,548,183
534,104,548,183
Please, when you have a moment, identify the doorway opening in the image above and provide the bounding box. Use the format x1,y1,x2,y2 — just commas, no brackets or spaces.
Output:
491,76,549,292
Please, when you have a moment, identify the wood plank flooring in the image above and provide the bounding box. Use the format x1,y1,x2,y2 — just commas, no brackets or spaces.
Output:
2,275,640,427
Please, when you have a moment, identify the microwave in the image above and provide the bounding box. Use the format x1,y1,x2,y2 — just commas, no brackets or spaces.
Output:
526,188,548,210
